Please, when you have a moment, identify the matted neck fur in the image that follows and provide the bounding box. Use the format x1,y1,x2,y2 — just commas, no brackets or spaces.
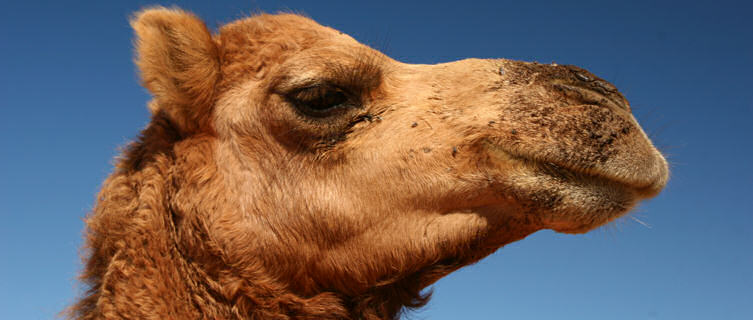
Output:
70,7,668,320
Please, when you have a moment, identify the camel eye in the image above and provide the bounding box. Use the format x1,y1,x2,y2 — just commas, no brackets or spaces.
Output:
288,85,350,117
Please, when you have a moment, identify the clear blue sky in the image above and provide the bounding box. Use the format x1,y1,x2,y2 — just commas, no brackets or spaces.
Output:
1,0,751,319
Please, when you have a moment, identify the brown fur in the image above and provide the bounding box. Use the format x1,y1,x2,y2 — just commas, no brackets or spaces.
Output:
69,7,668,319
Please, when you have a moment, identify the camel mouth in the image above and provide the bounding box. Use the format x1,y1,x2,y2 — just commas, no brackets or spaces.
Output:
482,141,667,232
533,155,664,198
485,143,664,197
482,145,643,232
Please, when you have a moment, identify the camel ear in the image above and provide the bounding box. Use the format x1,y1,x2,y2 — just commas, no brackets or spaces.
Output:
131,7,220,133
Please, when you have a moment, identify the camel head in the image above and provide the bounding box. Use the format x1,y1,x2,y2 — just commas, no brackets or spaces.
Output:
74,7,668,319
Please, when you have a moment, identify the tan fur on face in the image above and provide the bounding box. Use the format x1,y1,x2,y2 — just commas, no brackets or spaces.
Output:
70,7,668,320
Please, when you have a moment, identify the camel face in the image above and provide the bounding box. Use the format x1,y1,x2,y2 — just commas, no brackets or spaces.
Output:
71,8,668,319
215,15,666,231
206,12,667,292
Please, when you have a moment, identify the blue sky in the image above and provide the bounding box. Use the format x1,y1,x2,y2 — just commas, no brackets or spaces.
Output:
1,0,751,319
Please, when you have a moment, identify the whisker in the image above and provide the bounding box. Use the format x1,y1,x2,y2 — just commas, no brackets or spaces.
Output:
630,215,652,229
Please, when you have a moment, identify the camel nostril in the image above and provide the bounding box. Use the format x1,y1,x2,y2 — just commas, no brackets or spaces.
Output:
554,83,630,112
593,80,618,94
565,65,595,82
573,71,593,82
561,66,627,111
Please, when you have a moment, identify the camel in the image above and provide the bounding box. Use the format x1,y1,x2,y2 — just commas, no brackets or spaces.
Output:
70,7,669,320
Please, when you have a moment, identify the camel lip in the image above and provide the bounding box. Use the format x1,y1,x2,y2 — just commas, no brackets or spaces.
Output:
484,143,665,197
530,156,664,198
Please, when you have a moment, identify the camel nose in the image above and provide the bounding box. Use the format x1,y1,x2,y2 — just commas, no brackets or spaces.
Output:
566,65,617,92
564,65,630,111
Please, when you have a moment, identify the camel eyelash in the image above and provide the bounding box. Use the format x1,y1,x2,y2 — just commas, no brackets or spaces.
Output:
285,84,359,118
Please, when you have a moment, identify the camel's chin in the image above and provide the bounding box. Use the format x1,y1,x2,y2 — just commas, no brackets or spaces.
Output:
522,170,639,234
